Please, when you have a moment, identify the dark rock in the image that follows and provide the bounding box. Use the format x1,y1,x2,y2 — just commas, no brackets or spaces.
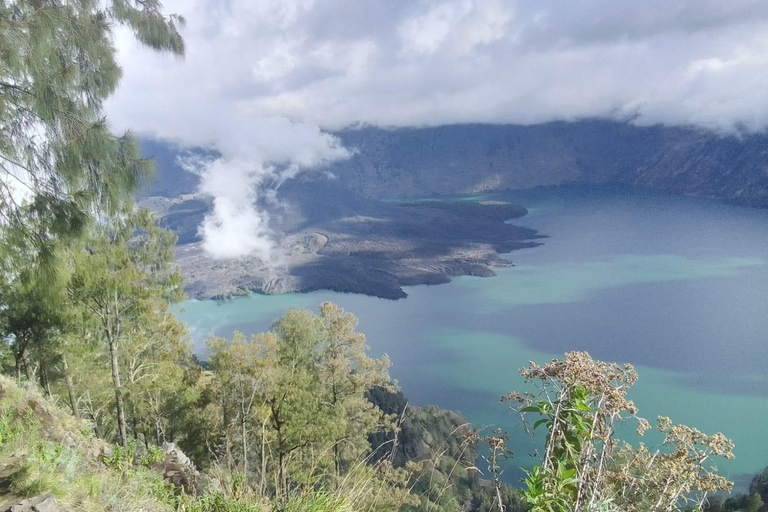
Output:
175,178,543,300
162,441,203,496
5,494,59,512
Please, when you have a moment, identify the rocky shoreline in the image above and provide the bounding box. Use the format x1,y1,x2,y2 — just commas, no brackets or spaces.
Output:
163,179,544,300
178,236,541,301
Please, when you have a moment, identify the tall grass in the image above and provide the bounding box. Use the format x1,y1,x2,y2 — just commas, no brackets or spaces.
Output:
0,376,172,512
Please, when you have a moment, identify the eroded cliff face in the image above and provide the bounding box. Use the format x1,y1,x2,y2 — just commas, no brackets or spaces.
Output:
627,132,768,206
327,121,768,207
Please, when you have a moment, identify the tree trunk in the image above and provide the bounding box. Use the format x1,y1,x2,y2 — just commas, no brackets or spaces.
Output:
39,363,51,398
108,334,128,446
132,413,140,442
332,384,342,478
22,349,34,383
270,399,288,502
260,418,268,496
334,442,341,479
278,450,286,504
242,416,248,479
223,404,233,470
155,416,163,445
62,356,80,419
15,354,22,383
14,337,28,383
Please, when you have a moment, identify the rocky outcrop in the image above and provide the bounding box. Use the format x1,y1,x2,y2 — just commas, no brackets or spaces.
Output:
3,495,59,512
162,442,203,496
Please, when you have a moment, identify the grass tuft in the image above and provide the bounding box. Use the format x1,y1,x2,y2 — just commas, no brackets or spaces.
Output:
0,376,173,512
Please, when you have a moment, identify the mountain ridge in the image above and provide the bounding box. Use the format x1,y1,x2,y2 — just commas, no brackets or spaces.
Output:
139,120,768,208
325,121,768,207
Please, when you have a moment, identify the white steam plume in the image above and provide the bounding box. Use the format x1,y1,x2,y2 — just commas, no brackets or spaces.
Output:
195,158,274,260
177,117,349,261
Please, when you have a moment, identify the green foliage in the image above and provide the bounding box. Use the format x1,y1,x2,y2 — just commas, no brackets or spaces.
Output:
0,375,173,511
283,491,349,512
516,385,594,511
0,0,184,257
142,444,167,468
744,493,765,512
749,467,768,504
66,210,188,446
502,352,734,512
201,304,394,500
0,238,70,385
0,408,32,446
368,386,524,512
103,441,138,471
9,441,72,498
173,492,264,512
521,463,577,512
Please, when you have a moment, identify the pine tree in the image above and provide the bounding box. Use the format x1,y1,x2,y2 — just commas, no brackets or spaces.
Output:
315,302,392,478
66,209,183,446
206,331,276,493
264,310,331,500
0,0,184,257
0,250,68,384
122,301,190,445
204,305,394,500
745,493,765,512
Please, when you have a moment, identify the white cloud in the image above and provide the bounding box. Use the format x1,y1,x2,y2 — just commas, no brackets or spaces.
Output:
399,0,513,56
109,0,768,133
106,0,768,257
399,1,472,55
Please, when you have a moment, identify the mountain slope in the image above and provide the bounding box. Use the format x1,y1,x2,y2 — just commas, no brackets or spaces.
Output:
327,121,768,207
0,376,173,512
139,121,768,208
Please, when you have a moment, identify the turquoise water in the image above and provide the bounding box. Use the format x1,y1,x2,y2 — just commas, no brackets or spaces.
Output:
175,186,768,490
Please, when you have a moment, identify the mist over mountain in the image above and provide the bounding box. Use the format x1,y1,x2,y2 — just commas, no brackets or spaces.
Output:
142,120,768,208
329,121,768,207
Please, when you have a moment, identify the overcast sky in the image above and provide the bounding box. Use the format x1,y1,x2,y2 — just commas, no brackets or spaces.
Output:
106,0,768,259
109,0,768,139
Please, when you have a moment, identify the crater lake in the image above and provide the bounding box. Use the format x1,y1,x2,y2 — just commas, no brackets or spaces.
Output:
174,185,768,491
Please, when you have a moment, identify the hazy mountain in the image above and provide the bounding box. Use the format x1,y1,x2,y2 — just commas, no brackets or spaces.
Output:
329,121,768,207
138,138,207,198
140,121,768,208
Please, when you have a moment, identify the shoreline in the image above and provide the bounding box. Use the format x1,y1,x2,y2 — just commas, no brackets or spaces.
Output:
175,197,545,301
